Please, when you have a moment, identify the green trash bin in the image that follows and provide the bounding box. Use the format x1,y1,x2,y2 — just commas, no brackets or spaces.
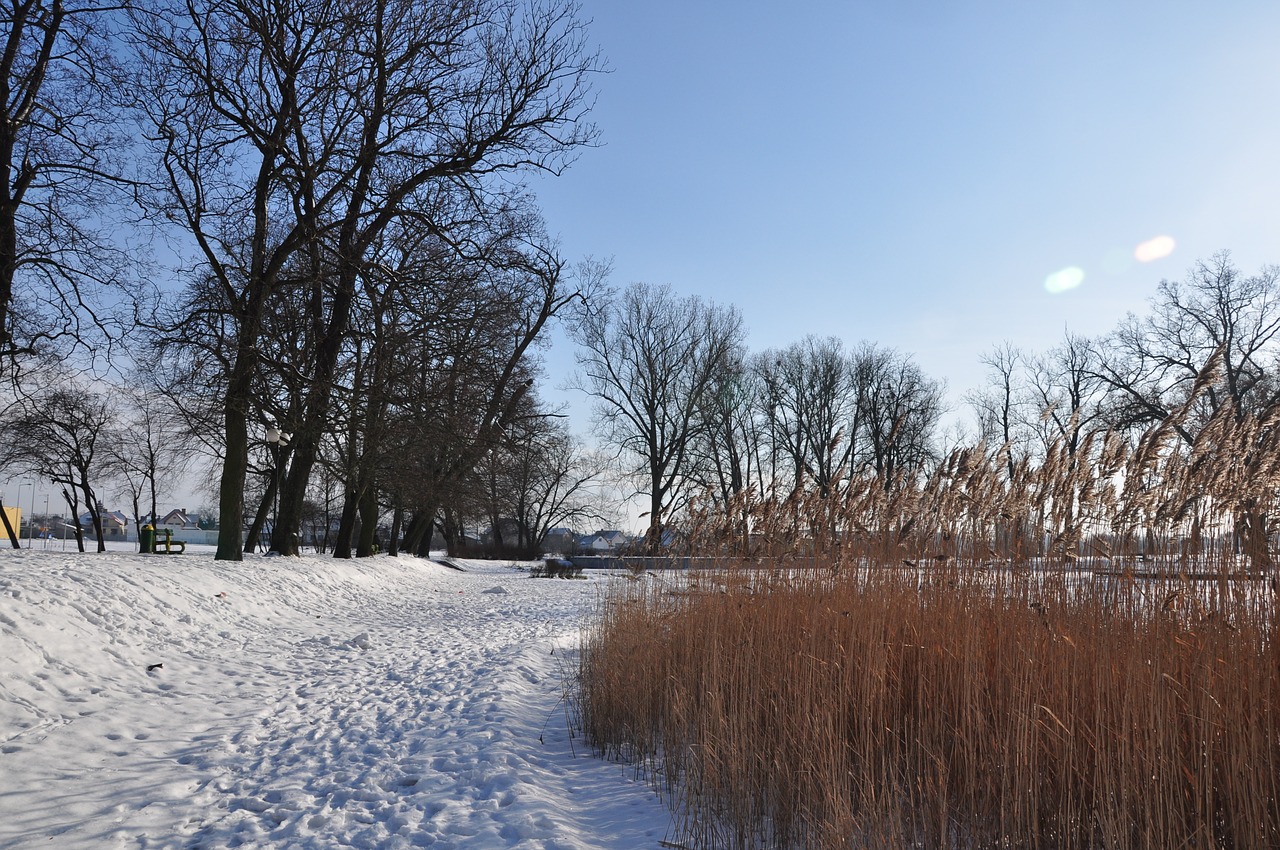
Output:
140,524,155,554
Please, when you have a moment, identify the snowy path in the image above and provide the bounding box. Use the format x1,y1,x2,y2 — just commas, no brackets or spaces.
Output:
0,551,672,849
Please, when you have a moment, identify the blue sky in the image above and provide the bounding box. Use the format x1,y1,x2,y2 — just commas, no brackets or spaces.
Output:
534,1,1280,428
12,2,1279,518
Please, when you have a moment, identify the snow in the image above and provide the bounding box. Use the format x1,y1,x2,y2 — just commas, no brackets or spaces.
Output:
0,546,672,848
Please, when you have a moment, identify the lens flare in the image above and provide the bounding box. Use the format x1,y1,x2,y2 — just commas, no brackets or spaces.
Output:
1044,266,1085,294
1134,235,1175,263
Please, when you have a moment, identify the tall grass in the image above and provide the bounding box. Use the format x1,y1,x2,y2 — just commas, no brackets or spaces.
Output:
578,379,1280,847
579,565,1278,849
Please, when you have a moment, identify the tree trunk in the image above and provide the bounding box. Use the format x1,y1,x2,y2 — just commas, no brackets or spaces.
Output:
489,505,504,551
0,178,17,355
60,487,84,552
82,476,106,553
356,486,378,557
402,510,427,557
271,230,361,557
645,487,663,554
130,492,142,545
1237,504,1271,573
148,476,158,543
441,508,460,557
216,406,249,559
212,138,274,560
415,510,437,557
333,490,359,559
387,505,403,557
243,480,275,554
215,317,266,560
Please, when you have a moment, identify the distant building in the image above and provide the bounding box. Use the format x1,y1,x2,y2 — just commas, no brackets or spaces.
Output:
577,529,631,552
1,506,19,538
158,508,201,531
598,530,630,549
78,510,133,541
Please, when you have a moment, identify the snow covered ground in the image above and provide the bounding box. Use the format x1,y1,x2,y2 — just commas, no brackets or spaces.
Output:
0,547,673,849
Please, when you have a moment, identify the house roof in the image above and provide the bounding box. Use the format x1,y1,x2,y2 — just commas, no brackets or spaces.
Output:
79,510,131,526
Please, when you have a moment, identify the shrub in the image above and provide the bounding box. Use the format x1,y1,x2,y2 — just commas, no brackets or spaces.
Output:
531,557,584,579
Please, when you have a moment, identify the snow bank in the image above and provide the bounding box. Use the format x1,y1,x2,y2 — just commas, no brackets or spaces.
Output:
0,549,671,848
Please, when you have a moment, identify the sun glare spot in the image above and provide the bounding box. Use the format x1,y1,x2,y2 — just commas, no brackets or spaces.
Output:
1134,235,1176,263
1044,267,1084,294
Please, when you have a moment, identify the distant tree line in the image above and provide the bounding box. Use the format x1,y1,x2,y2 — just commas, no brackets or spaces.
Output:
572,282,945,552
2,1,1278,565
577,253,1280,570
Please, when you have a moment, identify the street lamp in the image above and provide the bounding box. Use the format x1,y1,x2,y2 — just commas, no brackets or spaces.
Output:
16,482,31,548
266,428,290,551
27,485,37,549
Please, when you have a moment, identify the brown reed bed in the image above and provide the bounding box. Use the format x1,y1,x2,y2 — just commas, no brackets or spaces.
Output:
577,360,1280,847
578,563,1279,849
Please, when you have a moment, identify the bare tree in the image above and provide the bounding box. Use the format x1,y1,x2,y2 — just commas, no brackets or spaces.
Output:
1096,253,1280,434
134,0,601,559
476,401,605,555
363,231,597,558
757,336,856,497
0,0,136,371
966,342,1028,479
277,5,599,555
572,281,745,551
0,379,120,551
850,343,945,488
269,0,601,556
1028,332,1109,458
1093,251,1280,566
691,349,768,508
109,385,192,537
133,0,338,558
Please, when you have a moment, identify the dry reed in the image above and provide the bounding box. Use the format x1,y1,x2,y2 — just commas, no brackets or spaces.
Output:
577,383,1280,848
580,565,1278,849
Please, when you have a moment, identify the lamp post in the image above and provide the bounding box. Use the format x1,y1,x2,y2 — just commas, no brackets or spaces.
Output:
28,485,37,549
266,428,290,552
16,482,31,548
41,495,48,548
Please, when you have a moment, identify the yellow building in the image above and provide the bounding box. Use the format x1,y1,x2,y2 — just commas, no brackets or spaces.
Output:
1,505,19,538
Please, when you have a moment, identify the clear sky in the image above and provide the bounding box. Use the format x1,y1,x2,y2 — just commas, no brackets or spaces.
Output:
534,1,1280,430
